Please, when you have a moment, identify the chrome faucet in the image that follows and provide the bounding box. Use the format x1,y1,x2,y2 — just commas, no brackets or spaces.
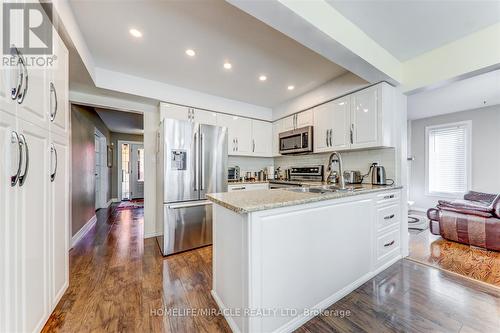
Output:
327,151,346,190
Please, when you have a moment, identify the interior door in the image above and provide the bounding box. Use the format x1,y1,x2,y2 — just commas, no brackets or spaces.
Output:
94,134,101,209
17,119,50,333
199,124,227,199
163,119,198,202
130,143,145,199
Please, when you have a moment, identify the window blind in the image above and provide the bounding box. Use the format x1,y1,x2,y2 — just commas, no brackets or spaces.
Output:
428,124,468,194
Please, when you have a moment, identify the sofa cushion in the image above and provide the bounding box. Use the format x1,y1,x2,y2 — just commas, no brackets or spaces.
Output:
438,199,493,213
436,205,494,218
492,195,500,218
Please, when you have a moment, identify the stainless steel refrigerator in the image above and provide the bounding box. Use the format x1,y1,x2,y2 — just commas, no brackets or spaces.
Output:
156,118,228,256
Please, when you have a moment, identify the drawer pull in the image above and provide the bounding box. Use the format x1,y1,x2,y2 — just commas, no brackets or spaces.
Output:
384,214,395,220
232,187,246,190
384,240,395,247
383,194,395,200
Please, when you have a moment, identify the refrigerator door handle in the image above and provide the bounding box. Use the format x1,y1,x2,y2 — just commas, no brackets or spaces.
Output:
200,133,204,190
194,131,199,191
168,200,212,209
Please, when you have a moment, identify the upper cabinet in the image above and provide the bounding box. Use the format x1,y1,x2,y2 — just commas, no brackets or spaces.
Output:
217,114,252,156
272,121,281,157
252,120,272,157
160,103,217,125
313,96,350,153
312,83,395,153
281,109,313,132
48,30,69,136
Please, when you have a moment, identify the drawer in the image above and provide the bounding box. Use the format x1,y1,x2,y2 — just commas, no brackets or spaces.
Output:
376,204,400,232
376,191,400,205
227,183,268,192
376,228,400,262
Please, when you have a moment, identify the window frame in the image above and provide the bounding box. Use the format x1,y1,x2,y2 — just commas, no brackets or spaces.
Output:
425,120,472,198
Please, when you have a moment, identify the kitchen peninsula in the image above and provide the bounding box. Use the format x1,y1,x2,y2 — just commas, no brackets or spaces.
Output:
207,185,404,333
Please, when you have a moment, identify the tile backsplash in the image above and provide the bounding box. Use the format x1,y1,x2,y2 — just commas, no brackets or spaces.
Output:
228,148,396,183
274,148,396,183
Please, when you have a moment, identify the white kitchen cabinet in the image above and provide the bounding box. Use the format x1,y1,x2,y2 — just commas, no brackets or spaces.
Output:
160,103,217,125
272,121,281,156
49,132,69,308
313,97,350,153
0,110,18,333
48,30,69,136
350,83,394,149
17,118,51,333
0,8,70,331
252,120,272,157
281,109,313,132
217,114,252,155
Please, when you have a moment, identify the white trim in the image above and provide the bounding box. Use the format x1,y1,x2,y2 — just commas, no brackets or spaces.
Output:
143,231,161,239
104,199,113,208
71,215,97,248
424,120,472,198
112,198,121,203
211,291,242,333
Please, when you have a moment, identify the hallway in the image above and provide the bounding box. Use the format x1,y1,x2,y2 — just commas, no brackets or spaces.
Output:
42,205,231,332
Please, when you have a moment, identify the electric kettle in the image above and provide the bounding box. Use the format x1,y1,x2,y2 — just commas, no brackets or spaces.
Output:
366,163,393,185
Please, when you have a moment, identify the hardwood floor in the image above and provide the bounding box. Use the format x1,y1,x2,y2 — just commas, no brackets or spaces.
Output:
408,229,500,287
43,206,500,332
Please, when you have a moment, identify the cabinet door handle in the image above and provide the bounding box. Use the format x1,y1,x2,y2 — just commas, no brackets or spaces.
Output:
329,129,333,147
350,124,354,144
10,131,22,187
384,214,395,220
325,130,329,146
17,55,28,104
18,134,29,186
49,82,58,121
236,138,238,151
252,139,255,152
10,47,24,101
384,240,395,247
232,186,246,190
50,144,58,182
383,194,395,200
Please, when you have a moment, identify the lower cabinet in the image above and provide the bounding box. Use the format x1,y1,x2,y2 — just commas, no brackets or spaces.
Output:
1,114,69,332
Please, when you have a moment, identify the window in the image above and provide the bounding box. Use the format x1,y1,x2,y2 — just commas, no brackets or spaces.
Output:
137,148,144,182
426,121,471,197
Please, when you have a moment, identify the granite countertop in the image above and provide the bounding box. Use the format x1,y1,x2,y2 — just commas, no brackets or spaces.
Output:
206,184,402,214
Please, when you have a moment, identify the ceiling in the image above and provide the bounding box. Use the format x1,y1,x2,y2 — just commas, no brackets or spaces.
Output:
95,108,144,135
327,1,500,61
408,69,500,120
68,0,347,108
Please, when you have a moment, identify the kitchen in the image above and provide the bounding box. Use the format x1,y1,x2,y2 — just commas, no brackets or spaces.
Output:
155,81,407,332
3,1,498,332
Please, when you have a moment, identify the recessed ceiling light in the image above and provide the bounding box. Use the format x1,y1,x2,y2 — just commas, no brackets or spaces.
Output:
233,116,239,120
185,49,196,57
338,102,345,106
259,75,267,81
223,62,232,70
287,85,295,91
129,28,142,38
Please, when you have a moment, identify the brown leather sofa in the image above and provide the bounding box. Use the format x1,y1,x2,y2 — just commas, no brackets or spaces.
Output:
427,191,500,251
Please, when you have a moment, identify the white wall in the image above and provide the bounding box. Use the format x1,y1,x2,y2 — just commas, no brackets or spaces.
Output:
409,105,500,210
272,72,368,120
228,156,274,177
143,110,160,238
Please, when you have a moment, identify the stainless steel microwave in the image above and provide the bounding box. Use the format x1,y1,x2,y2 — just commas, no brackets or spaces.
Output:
279,126,313,154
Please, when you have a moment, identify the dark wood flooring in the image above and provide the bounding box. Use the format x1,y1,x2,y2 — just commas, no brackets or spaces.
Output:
43,206,500,332
408,229,500,287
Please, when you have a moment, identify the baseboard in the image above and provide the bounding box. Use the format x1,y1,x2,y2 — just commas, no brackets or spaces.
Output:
144,231,160,239
211,290,242,333
104,199,113,208
112,198,120,203
71,215,97,248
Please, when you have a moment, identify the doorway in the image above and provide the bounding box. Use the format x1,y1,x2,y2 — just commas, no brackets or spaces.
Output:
118,141,144,201
94,129,108,210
